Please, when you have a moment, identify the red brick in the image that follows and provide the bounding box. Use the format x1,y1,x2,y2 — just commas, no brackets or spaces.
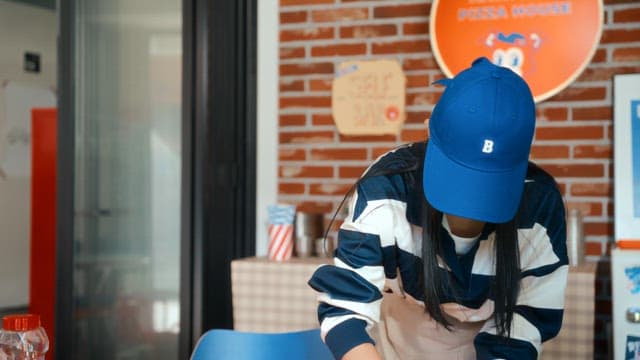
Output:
339,165,368,178
591,48,607,63
536,107,568,122
577,65,640,81
535,126,603,140
280,96,331,109
573,106,612,121
340,24,397,38
571,182,612,197
584,221,613,237
280,27,334,42
613,47,640,63
403,21,428,35
309,183,353,196
585,241,603,256
280,130,334,144
565,201,603,217
406,74,429,88
279,114,306,126
600,28,640,44
339,133,396,142
406,91,441,106
280,62,334,76
281,0,334,6
280,79,305,92
272,0,640,243
548,87,606,102
540,163,605,178
279,165,334,178
311,43,367,56
309,78,332,92
403,57,439,71
372,39,430,54
279,148,306,161
310,148,368,161
373,3,430,18
613,7,640,22
372,146,397,159
295,201,335,214
280,46,306,59
405,111,431,124
574,144,612,159
530,145,569,159
311,8,369,22
279,182,306,194
401,129,427,142
280,11,307,24
312,113,334,125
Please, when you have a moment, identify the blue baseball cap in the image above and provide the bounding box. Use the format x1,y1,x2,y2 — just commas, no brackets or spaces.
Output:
423,57,536,223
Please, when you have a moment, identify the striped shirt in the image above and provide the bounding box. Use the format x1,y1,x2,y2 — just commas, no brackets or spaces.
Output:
308,142,569,359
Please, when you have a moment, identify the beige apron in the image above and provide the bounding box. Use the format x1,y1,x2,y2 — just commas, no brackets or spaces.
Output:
369,293,490,360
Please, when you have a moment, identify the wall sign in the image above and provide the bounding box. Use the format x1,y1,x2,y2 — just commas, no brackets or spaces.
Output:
614,74,640,247
430,0,603,102
332,60,406,135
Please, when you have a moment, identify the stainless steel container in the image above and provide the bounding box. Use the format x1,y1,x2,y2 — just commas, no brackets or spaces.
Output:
567,208,585,266
294,212,324,257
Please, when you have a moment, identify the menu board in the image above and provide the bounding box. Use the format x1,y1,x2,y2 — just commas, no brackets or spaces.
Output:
614,74,640,246
332,60,406,135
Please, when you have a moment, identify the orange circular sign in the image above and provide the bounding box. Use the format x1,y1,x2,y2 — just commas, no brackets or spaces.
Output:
430,0,603,102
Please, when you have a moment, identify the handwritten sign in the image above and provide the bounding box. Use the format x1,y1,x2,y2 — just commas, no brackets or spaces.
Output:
332,60,406,135
430,0,603,102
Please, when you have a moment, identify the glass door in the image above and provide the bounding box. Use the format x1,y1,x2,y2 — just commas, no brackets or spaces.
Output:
69,1,182,359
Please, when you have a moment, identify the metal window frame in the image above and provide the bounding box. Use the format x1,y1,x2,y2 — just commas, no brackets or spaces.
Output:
56,0,257,358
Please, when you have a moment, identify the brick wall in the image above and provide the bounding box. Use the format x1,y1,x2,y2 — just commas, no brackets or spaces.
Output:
278,1,640,358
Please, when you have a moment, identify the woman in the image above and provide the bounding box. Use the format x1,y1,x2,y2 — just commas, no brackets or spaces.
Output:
308,58,568,360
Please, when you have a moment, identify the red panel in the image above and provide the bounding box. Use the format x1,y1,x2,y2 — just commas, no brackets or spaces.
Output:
30,108,57,360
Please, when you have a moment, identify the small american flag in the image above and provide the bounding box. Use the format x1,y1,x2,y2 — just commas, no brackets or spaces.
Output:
267,204,296,261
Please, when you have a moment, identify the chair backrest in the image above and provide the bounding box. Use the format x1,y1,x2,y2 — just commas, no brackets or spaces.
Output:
190,328,334,360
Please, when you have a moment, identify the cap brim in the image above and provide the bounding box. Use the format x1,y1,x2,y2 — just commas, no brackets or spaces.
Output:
423,140,527,223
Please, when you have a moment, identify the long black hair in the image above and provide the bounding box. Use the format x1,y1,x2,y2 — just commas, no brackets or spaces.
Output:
322,141,521,338
421,198,521,337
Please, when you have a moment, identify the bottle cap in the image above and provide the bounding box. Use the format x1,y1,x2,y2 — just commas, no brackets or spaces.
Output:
2,314,41,331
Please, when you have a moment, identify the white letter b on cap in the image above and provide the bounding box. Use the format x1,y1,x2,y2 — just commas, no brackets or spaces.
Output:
482,139,494,153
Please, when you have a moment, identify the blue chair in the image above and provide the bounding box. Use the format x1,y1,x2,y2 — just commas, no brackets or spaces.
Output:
190,328,334,360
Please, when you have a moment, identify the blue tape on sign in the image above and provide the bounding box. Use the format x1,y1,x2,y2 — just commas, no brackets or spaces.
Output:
625,267,640,294
627,335,640,360
335,64,358,78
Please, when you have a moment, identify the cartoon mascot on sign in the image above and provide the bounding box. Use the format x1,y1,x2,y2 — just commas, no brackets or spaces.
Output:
485,32,541,77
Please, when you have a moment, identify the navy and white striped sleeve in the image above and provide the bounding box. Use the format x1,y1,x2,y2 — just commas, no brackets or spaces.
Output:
308,176,407,359
475,183,569,359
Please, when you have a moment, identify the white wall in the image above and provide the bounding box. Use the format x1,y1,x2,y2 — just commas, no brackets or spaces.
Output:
0,0,56,308
256,0,278,256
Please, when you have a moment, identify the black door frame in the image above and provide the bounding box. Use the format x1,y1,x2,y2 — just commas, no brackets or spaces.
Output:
56,0,257,358
180,0,258,354
55,1,76,359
